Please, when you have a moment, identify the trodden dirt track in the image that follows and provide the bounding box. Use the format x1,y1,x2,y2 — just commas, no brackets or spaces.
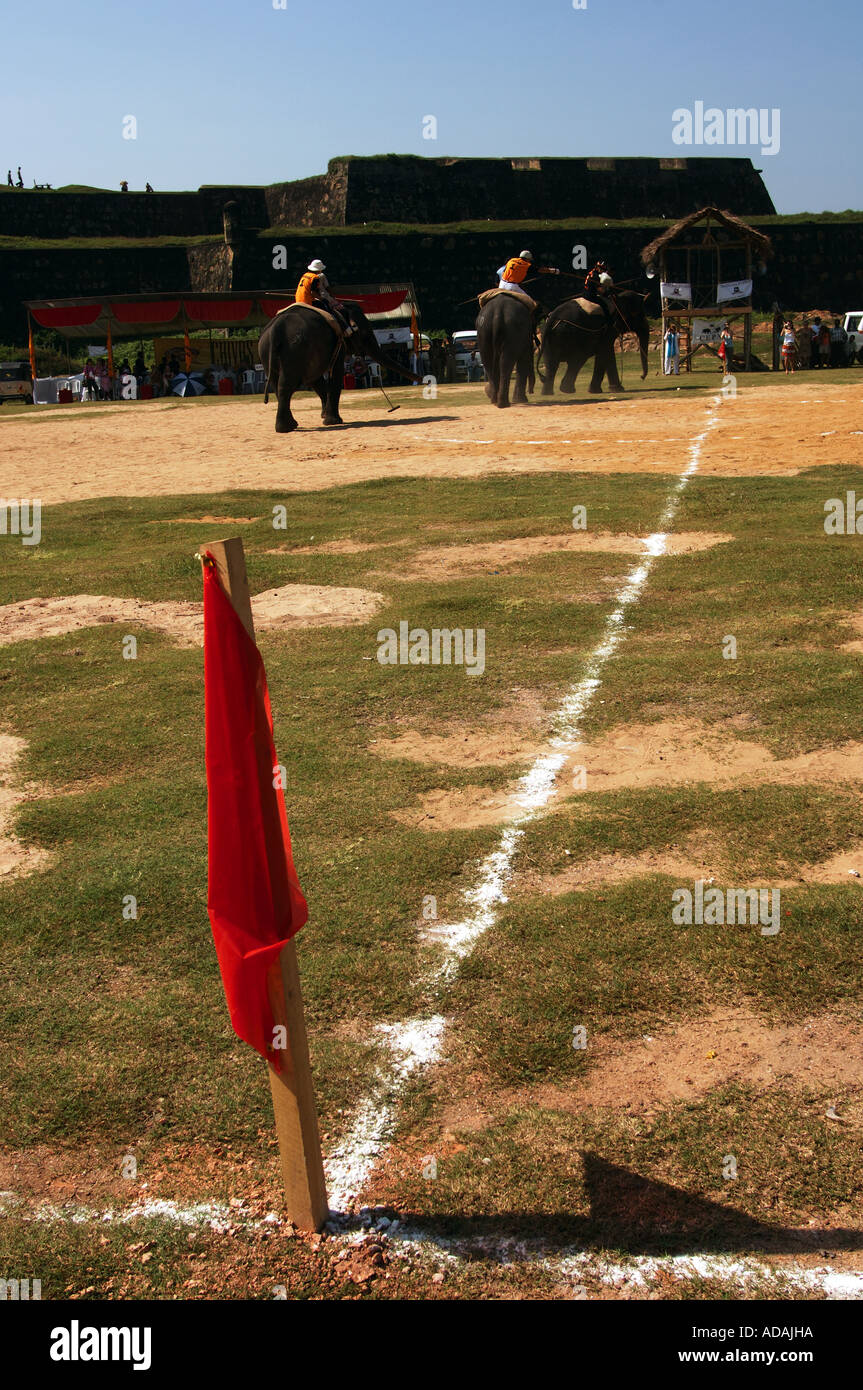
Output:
3,377,861,505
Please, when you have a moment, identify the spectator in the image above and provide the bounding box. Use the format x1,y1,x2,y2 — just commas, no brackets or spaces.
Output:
98,360,111,400
120,180,129,192
810,317,823,367
202,369,217,396
468,349,484,382
830,318,847,368
663,322,680,375
719,325,733,374
82,358,99,401
16,166,23,188
145,182,154,193
818,320,831,368
780,321,797,374
6,170,12,187
351,355,368,388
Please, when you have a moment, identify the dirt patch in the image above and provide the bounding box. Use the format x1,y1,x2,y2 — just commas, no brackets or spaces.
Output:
395,532,732,580
558,719,863,794
390,784,521,831
374,728,545,770
441,1010,863,1129
0,585,386,648
278,538,403,556
0,734,49,878
532,838,863,894
6,379,862,508
151,515,262,525
840,611,863,655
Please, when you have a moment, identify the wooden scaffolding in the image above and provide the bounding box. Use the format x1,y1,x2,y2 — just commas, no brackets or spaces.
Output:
641,207,773,373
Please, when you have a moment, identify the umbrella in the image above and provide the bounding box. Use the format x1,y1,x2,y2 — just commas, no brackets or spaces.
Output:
171,373,205,397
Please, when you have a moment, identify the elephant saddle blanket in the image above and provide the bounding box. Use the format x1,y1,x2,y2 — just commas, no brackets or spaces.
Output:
277,302,345,337
477,287,538,311
573,296,612,318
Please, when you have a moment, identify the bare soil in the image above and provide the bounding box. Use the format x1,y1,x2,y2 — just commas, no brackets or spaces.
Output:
4,379,861,505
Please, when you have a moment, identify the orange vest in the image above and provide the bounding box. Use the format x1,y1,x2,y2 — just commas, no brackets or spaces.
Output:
296,271,319,305
501,257,531,284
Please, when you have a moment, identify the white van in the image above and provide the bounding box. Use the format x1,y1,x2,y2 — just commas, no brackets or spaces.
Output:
452,330,483,381
842,312,863,363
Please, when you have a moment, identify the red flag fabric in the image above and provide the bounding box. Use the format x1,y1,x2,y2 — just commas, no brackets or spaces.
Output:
203,558,308,1067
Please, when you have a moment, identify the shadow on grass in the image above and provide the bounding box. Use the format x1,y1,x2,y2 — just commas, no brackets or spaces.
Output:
397,1154,863,1258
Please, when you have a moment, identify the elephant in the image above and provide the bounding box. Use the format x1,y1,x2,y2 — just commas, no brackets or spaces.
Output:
538,290,651,397
259,301,419,433
475,291,535,407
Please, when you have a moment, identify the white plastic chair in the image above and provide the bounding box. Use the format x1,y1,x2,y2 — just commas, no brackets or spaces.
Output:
241,369,255,394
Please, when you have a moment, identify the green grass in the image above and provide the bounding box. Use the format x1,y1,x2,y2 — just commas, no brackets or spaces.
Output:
1,443,862,1297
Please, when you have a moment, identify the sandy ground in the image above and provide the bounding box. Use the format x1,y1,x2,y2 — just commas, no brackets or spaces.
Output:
2,378,861,506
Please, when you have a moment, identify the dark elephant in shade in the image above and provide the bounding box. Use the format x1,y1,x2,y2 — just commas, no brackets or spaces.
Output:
476,291,536,408
538,291,651,396
259,301,419,433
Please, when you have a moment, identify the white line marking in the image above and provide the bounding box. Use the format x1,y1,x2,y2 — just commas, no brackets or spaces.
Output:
324,396,725,1215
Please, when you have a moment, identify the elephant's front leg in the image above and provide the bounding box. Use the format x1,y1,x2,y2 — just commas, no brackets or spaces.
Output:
321,370,344,426
604,345,625,393
540,341,558,395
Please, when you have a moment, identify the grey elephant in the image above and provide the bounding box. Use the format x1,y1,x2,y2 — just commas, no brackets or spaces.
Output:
538,290,651,396
475,291,536,407
259,301,419,432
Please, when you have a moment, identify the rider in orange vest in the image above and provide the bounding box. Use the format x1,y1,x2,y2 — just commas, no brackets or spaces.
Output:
496,249,561,296
295,259,353,335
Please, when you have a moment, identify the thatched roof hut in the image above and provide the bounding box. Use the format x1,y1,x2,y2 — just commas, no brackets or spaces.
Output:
641,207,773,372
641,206,773,268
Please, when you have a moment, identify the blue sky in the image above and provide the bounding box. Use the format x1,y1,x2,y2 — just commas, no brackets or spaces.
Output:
3,0,860,213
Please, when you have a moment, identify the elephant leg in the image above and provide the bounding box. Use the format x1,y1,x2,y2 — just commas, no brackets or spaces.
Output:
313,378,328,417
322,358,344,425
560,356,585,394
605,348,625,392
512,353,531,404
588,354,605,393
540,342,559,395
275,374,298,432
495,347,516,407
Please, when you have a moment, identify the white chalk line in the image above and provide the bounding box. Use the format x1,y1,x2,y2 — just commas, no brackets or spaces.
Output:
324,398,724,1216
4,1192,859,1299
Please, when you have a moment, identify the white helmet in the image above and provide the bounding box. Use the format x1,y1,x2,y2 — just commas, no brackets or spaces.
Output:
598,271,614,288
307,259,326,273
519,250,533,261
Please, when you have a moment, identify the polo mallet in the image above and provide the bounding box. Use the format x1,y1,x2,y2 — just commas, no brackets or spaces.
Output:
378,382,399,412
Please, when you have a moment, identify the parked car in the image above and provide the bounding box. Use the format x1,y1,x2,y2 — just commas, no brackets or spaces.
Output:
452,330,483,381
842,312,863,363
0,360,33,405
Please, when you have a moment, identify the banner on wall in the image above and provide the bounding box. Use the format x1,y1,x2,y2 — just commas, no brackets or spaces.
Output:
153,337,261,371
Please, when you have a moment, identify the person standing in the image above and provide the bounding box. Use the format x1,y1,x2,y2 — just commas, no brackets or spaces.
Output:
830,317,846,368
719,325,734,374
16,166,23,188
781,321,797,374
663,322,680,375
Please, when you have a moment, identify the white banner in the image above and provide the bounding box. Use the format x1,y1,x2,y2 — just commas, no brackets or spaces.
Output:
660,281,692,301
716,279,753,303
692,318,721,345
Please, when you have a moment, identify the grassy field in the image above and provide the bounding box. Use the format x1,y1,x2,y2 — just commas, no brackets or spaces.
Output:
1,371,862,1299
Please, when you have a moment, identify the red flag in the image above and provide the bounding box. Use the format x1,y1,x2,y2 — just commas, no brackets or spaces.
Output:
203,558,308,1068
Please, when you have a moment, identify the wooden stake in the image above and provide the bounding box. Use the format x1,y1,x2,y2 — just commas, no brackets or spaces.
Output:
202,536,329,1232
